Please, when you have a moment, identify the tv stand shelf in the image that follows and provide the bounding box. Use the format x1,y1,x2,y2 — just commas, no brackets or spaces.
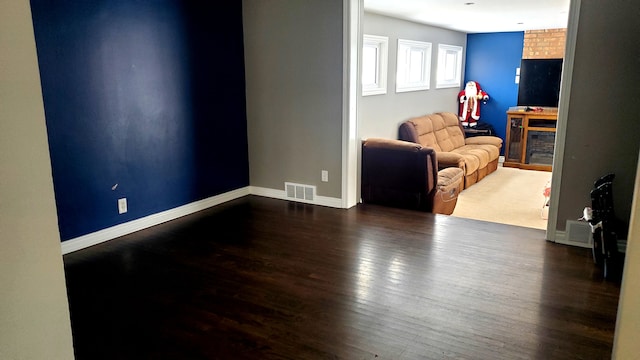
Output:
504,107,557,172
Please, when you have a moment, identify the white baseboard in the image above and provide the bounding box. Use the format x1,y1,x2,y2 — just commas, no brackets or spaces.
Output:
61,184,594,254
250,186,344,208
61,185,345,254
61,187,251,255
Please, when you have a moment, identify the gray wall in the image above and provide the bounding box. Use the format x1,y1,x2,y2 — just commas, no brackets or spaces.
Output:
360,12,467,140
556,0,640,231
0,0,74,358
243,0,344,198
614,156,640,357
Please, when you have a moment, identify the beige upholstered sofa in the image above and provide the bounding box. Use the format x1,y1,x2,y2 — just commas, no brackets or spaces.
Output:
399,112,503,189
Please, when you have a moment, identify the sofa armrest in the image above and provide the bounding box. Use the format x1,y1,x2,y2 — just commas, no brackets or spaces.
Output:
436,151,465,170
465,135,503,148
398,121,421,144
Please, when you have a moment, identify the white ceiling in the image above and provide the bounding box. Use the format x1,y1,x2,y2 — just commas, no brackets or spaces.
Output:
363,0,570,33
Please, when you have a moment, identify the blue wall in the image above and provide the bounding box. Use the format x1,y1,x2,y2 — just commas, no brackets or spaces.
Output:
31,0,249,240
464,32,524,151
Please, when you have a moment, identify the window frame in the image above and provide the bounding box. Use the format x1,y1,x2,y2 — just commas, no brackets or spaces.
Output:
395,39,432,93
436,44,463,89
361,34,389,96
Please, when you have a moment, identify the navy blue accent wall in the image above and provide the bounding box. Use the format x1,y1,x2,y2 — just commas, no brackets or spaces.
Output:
464,32,524,151
30,0,249,240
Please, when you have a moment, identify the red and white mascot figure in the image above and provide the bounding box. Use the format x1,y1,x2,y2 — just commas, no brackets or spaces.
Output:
458,81,489,127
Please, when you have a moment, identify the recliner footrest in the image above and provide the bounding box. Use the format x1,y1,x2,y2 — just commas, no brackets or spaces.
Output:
433,167,464,215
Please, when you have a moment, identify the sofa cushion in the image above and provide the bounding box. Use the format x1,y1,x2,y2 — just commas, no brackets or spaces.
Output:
460,152,480,175
439,112,467,149
460,147,490,164
453,146,487,170
404,113,465,151
463,144,500,163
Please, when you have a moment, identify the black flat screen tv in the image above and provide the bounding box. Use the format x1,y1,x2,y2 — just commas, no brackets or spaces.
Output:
517,58,563,108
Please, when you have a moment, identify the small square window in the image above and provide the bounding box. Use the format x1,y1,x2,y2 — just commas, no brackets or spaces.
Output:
436,44,463,89
362,34,388,96
396,39,432,93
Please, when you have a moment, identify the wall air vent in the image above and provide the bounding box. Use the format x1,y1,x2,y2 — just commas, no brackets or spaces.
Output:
285,182,315,202
565,220,593,248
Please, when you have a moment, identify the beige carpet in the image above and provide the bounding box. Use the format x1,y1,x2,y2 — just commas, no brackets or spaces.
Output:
451,167,552,230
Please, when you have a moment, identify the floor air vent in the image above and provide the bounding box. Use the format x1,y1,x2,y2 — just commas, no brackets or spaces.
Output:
565,220,592,247
285,182,315,202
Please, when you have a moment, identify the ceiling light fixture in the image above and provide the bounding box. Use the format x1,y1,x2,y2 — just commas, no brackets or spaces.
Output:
464,2,475,5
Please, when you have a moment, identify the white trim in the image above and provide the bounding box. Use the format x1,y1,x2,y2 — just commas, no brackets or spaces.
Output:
396,39,432,93
251,186,344,208
436,44,463,89
546,0,581,242
60,184,346,254
61,187,250,254
342,0,361,209
361,34,388,96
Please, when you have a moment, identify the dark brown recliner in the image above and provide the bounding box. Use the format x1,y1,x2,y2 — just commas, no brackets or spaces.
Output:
361,138,463,215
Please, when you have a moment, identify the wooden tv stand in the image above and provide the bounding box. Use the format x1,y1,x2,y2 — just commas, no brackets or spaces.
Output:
503,107,557,171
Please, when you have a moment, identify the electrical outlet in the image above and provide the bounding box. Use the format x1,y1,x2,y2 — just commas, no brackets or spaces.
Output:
321,170,329,182
118,198,127,214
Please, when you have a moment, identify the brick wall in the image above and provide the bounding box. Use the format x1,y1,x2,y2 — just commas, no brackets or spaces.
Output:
523,28,567,59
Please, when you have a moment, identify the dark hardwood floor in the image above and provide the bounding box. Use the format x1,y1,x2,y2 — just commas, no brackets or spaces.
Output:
63,196,620,359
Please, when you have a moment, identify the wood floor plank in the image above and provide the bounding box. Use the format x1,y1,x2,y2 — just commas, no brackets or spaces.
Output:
63,196,620,359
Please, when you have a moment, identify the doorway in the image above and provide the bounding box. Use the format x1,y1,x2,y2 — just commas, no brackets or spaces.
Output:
344,0,580,241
